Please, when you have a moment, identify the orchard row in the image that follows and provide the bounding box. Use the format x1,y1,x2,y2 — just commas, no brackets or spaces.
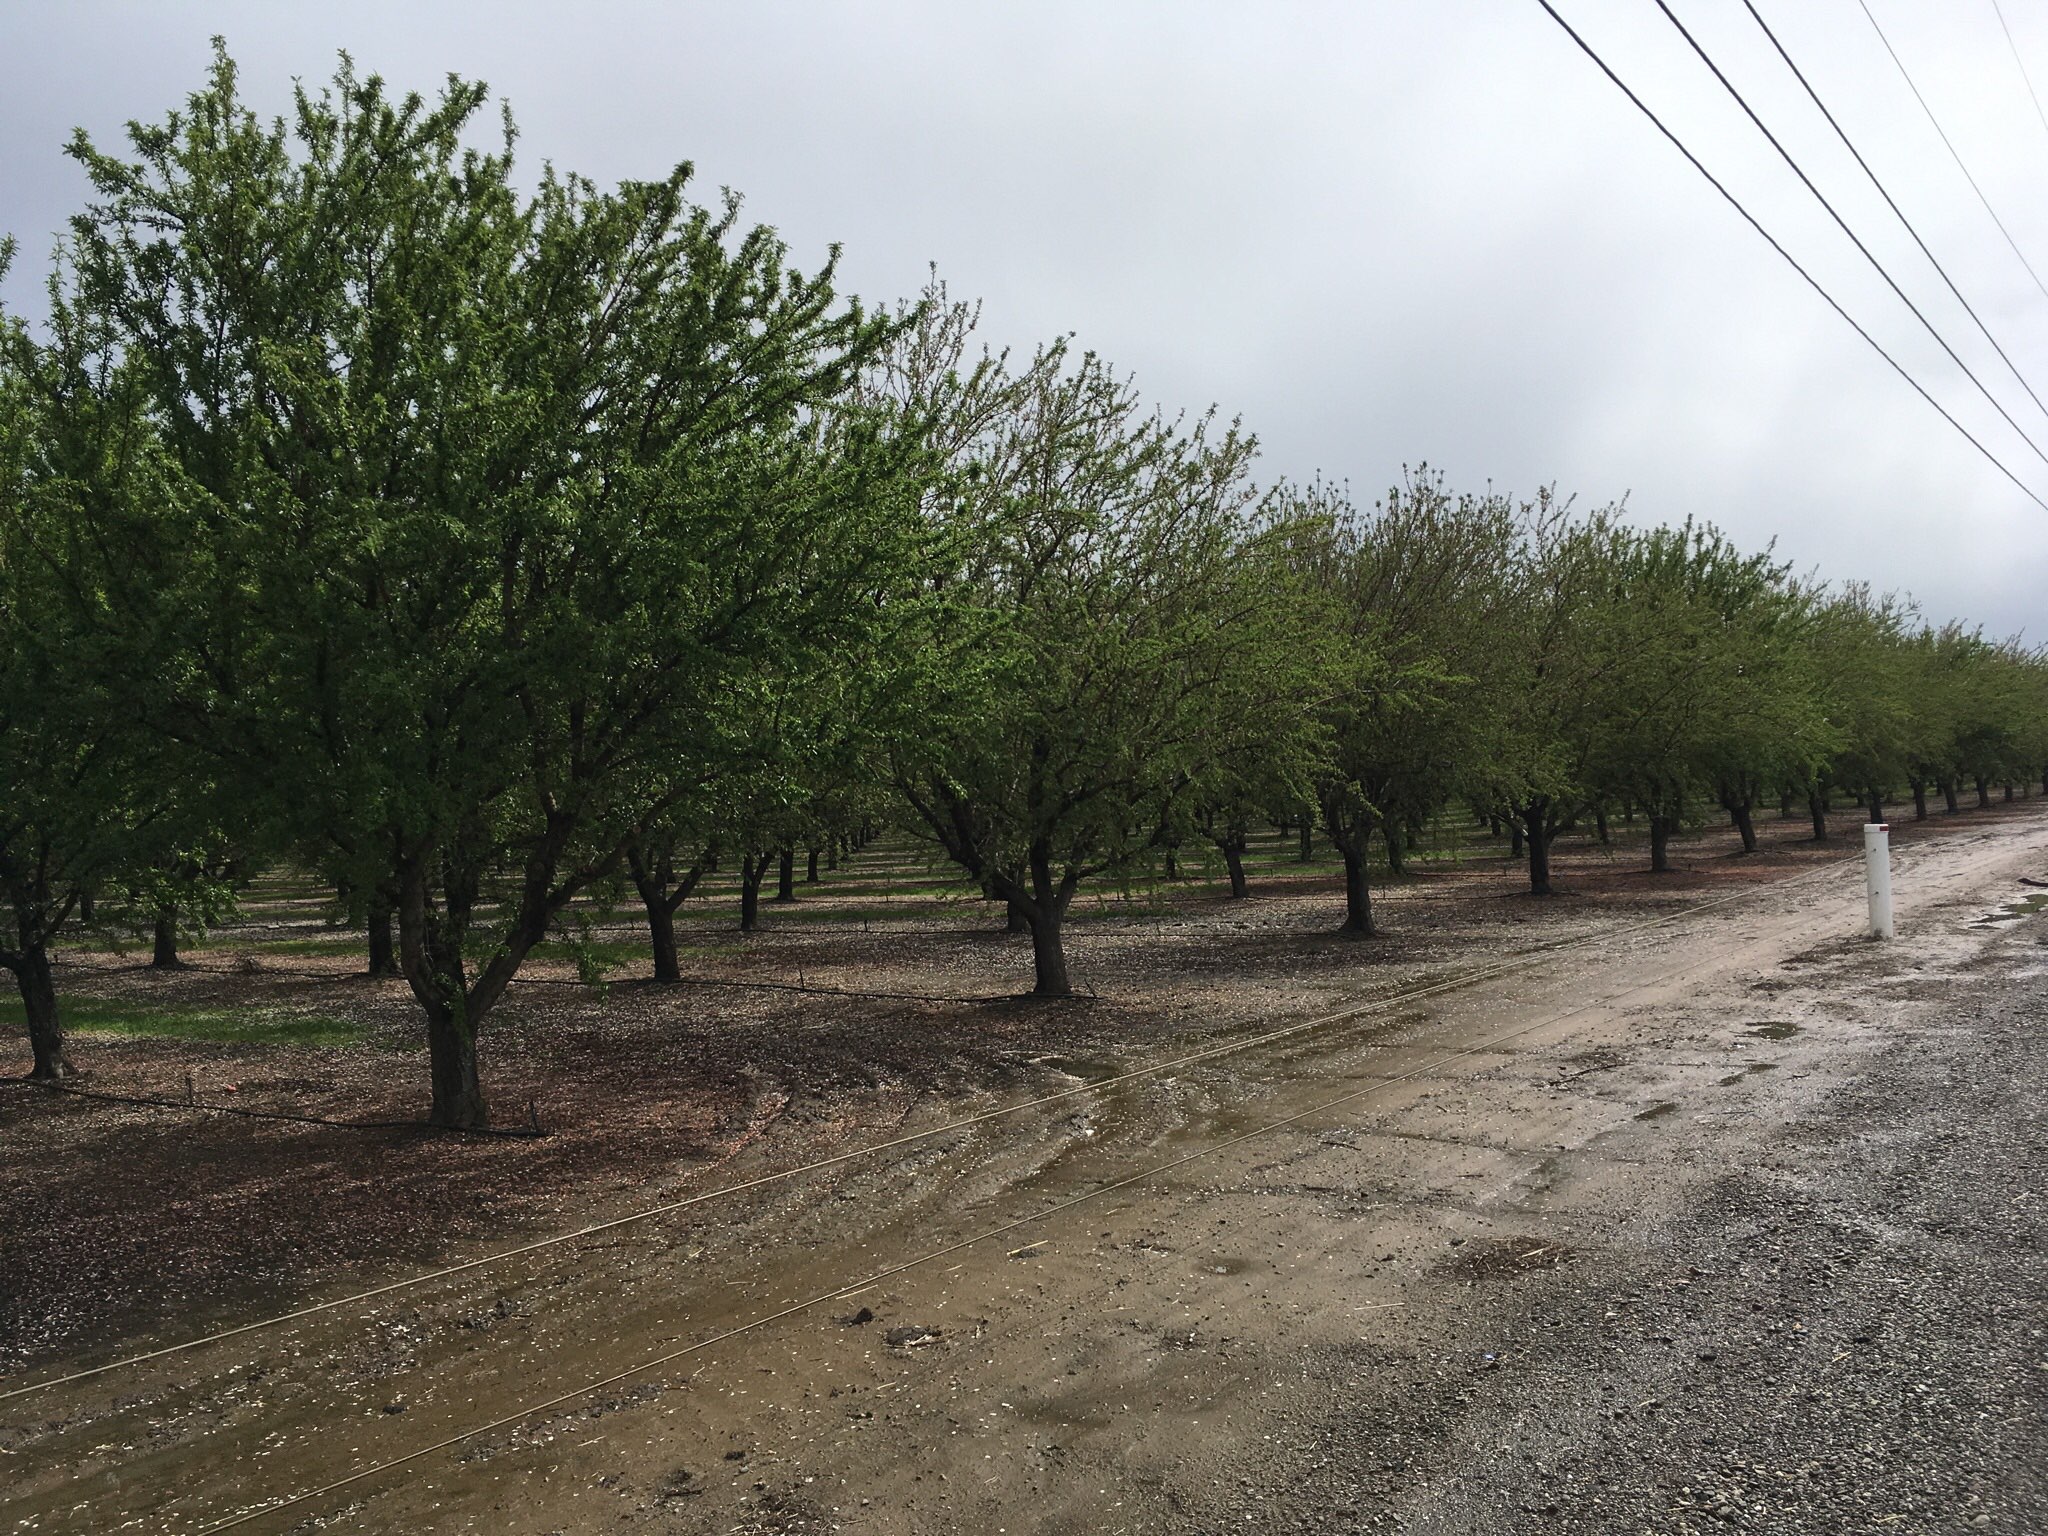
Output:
3,52,2041,1125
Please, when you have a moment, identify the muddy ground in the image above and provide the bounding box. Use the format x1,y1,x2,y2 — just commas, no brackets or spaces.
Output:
0,802,2043,1534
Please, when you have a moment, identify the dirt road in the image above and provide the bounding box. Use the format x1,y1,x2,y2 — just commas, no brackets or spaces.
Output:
3,810,2045,1534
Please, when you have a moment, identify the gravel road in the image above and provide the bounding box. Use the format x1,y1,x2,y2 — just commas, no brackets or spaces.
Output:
1176,879,2047,1534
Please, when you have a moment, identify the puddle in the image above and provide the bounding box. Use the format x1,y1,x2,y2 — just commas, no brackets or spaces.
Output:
1033,1056,1121,1083
1444,1234,1571,1281
1973,893,2048,927
1746,1021,1800,1041
1634,1101,1677,1121
1716,1063,1778,1086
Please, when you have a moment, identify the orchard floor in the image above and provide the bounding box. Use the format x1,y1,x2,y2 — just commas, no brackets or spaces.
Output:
1,800,2044,1535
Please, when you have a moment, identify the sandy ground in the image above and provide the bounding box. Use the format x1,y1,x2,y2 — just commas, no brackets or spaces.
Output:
0,804,2044,1534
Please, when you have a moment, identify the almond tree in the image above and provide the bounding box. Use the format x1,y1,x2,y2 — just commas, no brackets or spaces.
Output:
1804,589,1914,832
1581,521,1804,872
1480,493,1626,896
888,303,1334,994
0,259,205,1077
1299,469,1515,934
60,51,941,1125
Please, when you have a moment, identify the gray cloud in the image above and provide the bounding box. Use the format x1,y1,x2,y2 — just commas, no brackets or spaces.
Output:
4,0,2042,637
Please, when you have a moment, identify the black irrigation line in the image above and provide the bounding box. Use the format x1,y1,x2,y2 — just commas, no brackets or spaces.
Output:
3,1077,546,1138
533,970,1011,1005
45,953,1006,1004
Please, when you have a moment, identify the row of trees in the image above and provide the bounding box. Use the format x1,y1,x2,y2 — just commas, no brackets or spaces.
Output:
4,52,2043,1125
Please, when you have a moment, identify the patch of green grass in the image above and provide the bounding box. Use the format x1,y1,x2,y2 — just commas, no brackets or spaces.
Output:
2,996,369,1047
192,933,360,956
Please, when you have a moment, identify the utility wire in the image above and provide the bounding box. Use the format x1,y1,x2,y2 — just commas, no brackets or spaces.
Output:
1860,0,2048,302
1655,0,2048,471
1741,0,2048,428
1991,0,2048,145
1531,0,2048,515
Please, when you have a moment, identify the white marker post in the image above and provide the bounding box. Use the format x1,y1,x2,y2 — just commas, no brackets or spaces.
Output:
1863,822,1894,940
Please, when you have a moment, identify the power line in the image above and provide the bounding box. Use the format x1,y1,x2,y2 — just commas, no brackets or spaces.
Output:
1860,0,2048,303
1740,0,2048,430
1654,0,2048,471
1530,0,2048,515
1991,0,2048,145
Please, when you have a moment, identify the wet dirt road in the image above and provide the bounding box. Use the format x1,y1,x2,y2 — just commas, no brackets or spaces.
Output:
4,811,2045,1534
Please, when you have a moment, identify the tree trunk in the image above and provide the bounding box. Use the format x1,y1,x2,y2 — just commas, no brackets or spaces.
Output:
1340,847,1376,935
1942,780,1960,814
1648,814,1672,874
1808,790,1829,842
1730,802,1757,854
1509,822,1524,858
15,947,73,1081
367,900,398,977
1975,777,1991,809
1486,814,1502,838
1297,821,1313,862
151,907,182,969
78,893,94,923
647,897,681,983
1867,790,1884,824
827,841,840,872
1778,790,1793,818
1223,842,1249,899
1164,847,1179,881
2004,781,2015,802
740,854,766,932
806,846,820,883
1028,907,1070,995
775,847,796,902
1524,801,1554,896
1005,898,1030,934
628,841,704,982
1910,782,1928,822
424,1001,486,1130
1595,807,1610,846
1384,821,1406,876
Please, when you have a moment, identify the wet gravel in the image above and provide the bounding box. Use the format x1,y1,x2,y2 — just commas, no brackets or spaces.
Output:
1177,927,2047,1534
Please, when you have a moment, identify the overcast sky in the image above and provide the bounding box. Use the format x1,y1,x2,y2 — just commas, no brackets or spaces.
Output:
3,1,2044,639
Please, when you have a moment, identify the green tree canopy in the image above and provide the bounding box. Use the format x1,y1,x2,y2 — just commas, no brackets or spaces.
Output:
890,301,1337,994
56,48,944,1124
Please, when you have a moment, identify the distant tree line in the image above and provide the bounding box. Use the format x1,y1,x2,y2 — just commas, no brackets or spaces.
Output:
4,51,2043,1125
